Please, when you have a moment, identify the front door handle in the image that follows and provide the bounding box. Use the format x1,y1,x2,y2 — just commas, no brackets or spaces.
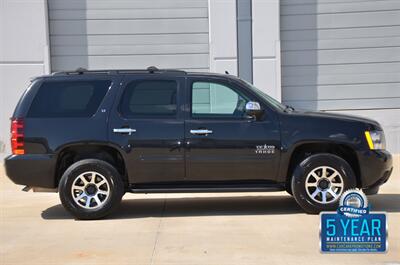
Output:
113,128,137,135
190,129,213,135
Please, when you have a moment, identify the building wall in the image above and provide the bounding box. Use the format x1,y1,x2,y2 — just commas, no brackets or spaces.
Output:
0,0,398,157
209,0,281,99
280,0,400,153
208,0,238,75
48,0,210,72
0,0,50,157
1,0,280,157
252,0,281,101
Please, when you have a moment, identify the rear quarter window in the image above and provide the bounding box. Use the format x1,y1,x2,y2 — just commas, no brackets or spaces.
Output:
119,80,177,118
27,80,111,118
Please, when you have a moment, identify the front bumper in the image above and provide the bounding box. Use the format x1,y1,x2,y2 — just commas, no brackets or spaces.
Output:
357,150,393,189
4,154,57,188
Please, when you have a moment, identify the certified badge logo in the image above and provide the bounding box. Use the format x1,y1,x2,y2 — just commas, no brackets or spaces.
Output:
338,189,369,218
320,189,387,253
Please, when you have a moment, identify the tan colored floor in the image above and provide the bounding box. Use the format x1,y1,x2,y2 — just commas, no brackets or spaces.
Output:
1,156,399,265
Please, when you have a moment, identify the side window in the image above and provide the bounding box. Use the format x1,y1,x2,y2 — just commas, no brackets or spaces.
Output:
192,81,249,118
120,80,177,118
28,80,111,118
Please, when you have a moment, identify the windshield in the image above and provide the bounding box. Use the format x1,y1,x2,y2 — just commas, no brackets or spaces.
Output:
241,80,286,111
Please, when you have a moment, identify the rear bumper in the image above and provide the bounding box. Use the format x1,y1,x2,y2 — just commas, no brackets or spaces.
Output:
357,150,393,189
4,154,57,188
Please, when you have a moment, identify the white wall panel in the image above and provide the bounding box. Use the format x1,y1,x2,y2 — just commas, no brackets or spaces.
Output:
48,0,210,72
280,0,400,152
281,0,400,111
0,0,49,157
0,0,48,62
209,0,237,74
252,0,281,101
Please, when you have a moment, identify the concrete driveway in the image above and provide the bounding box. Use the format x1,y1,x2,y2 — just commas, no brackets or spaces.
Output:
1,158,399,265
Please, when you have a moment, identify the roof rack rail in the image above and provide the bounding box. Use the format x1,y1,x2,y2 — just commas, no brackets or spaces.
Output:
52,68,116,76
52,66,187,76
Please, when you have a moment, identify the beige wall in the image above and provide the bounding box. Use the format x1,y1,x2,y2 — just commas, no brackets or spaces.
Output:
252,0,281,101
0,0,50,158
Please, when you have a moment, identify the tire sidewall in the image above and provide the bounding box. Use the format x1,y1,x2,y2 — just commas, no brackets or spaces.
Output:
291,153,356,213
59,159,124,219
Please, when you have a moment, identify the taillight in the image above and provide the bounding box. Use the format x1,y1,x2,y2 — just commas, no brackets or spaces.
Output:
11,118,24,155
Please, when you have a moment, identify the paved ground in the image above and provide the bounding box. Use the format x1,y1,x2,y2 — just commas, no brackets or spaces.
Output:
1,156,399,265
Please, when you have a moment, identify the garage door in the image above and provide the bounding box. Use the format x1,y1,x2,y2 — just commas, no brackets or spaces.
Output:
48,0,210,72
280,0,400,111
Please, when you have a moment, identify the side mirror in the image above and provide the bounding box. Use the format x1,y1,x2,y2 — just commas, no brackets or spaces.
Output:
245,101,264,120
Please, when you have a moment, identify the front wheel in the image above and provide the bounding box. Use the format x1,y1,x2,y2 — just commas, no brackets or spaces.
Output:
59,159,125,220
291,153,356,214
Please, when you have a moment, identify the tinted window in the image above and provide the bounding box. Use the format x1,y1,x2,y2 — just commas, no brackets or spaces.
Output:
120,80,177,118
28,80,110,118
192,81,249,118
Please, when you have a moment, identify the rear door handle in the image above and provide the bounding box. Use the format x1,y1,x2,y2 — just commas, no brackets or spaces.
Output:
190,129,213,135
113,128,136,135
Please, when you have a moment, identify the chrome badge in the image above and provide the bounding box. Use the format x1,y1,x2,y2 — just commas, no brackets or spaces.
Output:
255,144,275,154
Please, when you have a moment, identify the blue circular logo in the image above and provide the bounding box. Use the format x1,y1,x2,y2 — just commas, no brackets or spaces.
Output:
338,189,369,217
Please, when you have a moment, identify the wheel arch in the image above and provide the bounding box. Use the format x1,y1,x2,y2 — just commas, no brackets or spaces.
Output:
284,142,361,191
55,142,128,187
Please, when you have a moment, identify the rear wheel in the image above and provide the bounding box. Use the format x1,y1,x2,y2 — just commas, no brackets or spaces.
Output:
59,159,124,220
291,153,356,214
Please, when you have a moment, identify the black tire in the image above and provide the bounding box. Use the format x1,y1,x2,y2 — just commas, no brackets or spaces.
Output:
291,153,356,214
59,159,124,220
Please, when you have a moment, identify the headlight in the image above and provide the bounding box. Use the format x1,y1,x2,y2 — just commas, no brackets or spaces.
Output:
364,130,386,150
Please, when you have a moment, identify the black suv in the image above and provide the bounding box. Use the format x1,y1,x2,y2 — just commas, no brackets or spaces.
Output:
4,67,393,219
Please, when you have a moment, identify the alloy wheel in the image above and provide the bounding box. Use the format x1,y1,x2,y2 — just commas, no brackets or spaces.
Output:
305,166,344,204
71,171,111,209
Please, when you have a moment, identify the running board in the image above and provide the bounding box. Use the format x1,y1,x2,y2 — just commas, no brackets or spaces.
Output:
129,185,285,193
